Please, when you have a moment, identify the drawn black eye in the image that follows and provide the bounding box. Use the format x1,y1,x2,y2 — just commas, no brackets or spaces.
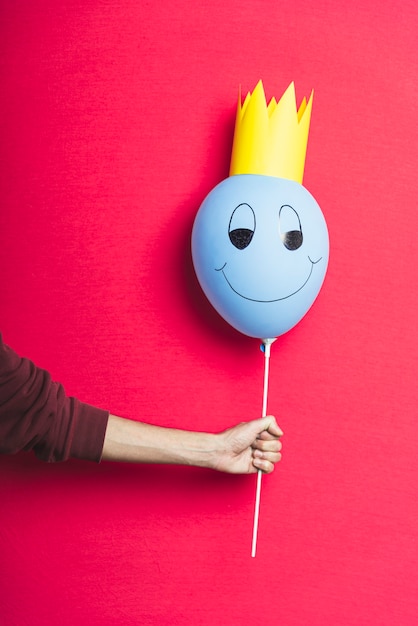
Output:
279,205,303,250
229,203,255,250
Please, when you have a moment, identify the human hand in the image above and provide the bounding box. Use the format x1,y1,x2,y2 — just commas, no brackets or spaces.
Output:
102,414,282,474
212,416,283,475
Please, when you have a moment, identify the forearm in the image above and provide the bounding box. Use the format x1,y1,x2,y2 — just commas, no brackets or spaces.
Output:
101,414,219,468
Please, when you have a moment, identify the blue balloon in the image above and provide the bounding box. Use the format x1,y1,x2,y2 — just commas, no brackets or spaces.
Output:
192,174,329,340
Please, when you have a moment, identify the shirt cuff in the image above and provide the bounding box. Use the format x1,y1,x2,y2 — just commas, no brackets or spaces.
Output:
69,402,110,462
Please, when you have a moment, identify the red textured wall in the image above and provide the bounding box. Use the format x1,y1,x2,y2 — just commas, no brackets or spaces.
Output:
1,2,418,625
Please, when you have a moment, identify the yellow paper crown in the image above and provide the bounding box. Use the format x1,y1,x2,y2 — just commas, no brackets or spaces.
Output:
229,80,313,184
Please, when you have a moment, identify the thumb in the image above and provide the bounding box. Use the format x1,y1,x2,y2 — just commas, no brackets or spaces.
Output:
257,415,284,438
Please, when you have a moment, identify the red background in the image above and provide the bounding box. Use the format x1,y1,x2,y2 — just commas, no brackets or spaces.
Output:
1,1,418,625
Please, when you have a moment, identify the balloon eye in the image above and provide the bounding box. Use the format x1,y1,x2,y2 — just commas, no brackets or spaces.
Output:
279,205,303,251
229,228,254,250
281,230,303,250
229,203,255,250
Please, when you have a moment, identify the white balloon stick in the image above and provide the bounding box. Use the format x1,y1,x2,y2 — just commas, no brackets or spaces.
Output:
251,338,275,558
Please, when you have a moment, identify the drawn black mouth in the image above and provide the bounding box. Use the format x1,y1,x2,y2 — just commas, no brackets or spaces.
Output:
215,257,322,303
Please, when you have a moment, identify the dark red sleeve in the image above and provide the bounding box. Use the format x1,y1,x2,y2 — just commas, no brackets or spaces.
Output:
0,335,109,462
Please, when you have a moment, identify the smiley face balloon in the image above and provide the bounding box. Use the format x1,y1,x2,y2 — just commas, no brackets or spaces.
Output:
192,81,329,340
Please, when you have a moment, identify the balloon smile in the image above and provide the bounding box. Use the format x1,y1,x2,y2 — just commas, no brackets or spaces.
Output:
216,257,322,303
